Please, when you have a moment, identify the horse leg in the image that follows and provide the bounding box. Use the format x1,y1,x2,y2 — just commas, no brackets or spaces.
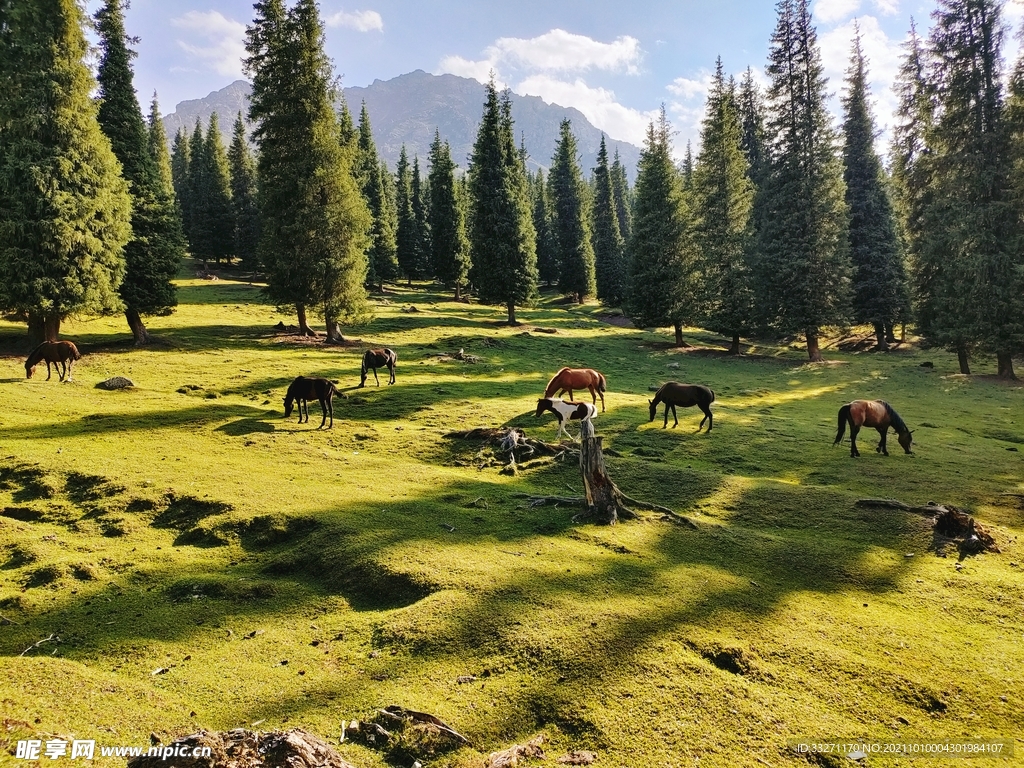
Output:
663,403,669,428
45,360,53,381
672,404,679,428
317,397,328,429
374,367,380,386
699,405,712,431
589,385,597,408
850,425,861,457
301,398,309,424
388,363,395,385
877,427,888,456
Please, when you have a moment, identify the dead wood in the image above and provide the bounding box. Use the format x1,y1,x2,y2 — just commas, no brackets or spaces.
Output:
486,734,546,767
127,728,357,768
20,633,58,657
855,499,1000,554
347,705,468,761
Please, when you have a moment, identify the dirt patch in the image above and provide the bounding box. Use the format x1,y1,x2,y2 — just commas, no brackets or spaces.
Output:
166,578,277,602
151,494,233,531
597,313,634,328
127,728,356,768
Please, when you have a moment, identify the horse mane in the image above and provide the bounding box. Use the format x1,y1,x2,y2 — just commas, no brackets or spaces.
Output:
882,401,908,435
26,341,47,361
544,367,570,396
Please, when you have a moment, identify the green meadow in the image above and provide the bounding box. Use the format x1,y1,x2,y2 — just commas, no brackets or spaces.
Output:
1,264,1022,767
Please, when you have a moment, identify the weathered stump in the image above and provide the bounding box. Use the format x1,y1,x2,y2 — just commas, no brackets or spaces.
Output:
576,420,635,525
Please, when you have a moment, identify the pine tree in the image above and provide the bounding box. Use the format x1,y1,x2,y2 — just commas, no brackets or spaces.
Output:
548,119,596,302
411,156,432,279
626,109,700,347
147,94,175,195
593,136,626,307
753,0,851,361
468,81,538,323
926,0,1019,377
428,130,471,299
245,0,370,339
610,149,633,243
693,60,755,354
681,141,695,190
95,0,184,344
356,104,399,291
186,119,208,258
171,128,193,244
842,32,910,352
0,0,131,343
202,113,235,264
228,113,260,270
395,146,419,284
738,67,770,185
532,169,559,286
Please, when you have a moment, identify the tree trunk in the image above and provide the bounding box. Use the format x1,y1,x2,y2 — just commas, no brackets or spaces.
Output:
729,334,740,355
873,322,889,352
885,322,897,344
957,344,971,375
454,282,461,302
28,313,45,346
674,323,684,347
44,315,61,342
577,420,631,525
900,323,906,343
806,328,823,362
506,301,517,325
125,308,151,346
325,313,345,344
997,351,1017,380
296,304,317,337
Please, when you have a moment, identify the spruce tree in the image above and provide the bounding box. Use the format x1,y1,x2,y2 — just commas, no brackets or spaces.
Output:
202,113,235,264
592,136,626,307
428,130,471,299
681,141,695,190
548,119,596,302
926,0,1019,377
379,158,401,288
693,60,755,354
95,0,184,344
842,33,910,352
411,156,432,279
533,169,559,286
186,120,208,259
245,0,370,339
468,81,538,323
147,94,175,196
228,113,260,270
626,109,700,347
738,68,770,183
356,105,399,291
754,0,851,361
395,146,419,284
0,0,131,343
610,149,633,243
171,128,193,245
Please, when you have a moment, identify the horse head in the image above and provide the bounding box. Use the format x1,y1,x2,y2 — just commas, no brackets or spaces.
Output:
535,398,551,417
648,399,656,422
25,361,34,379
898,428,914,454
283,396,294,418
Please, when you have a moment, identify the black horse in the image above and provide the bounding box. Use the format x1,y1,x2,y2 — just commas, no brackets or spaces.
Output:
284,376,338,429
360,348,397,387
648,382,715,430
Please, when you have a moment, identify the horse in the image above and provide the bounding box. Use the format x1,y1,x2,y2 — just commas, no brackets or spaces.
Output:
543,367,607,412
535,398,597,441
360,348,397,387
834,399,913,457
284,376,339,429
648,382,715,430
25,340,81,382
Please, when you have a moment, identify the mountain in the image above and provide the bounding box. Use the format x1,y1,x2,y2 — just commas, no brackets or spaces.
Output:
162,70,641,180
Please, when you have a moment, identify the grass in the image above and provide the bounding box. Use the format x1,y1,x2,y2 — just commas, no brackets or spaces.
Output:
1,262,1022,767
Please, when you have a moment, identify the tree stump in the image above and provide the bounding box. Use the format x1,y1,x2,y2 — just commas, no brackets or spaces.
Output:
577,420,635,525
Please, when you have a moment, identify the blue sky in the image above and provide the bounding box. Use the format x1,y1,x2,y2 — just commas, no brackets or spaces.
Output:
100,0,1024,154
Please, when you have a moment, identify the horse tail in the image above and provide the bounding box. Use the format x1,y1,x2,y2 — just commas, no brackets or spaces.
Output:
597,372,606,393
70,342,81,360
709,388,716,404
834,404,851,446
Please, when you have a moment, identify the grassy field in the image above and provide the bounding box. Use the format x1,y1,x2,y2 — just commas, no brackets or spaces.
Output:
1,263,1022,768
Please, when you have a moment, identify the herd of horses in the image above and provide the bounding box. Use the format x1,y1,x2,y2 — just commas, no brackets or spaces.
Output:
23,341,914,457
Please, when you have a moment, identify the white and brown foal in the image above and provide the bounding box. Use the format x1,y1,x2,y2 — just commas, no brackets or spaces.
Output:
534,398,597,441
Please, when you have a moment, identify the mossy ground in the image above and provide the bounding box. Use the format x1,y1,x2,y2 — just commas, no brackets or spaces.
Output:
1,263,1022,767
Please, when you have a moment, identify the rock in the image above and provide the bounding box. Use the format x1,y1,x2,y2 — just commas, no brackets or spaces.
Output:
96,376,134,390
557,751,597,765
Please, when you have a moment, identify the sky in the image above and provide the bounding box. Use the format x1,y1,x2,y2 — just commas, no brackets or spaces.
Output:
97,0,1024,156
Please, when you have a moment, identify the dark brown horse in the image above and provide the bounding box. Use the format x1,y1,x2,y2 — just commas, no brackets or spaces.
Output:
834,399,913,457
360,348,397,387
648,382,715,430
25,341,81,382
544,367,607,412
284,376,338,429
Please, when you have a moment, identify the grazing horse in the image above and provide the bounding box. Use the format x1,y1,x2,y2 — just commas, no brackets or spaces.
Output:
25,341,81,382
360,348,397,387
544,367,607,412
535,398,597,441
648,382,715,430
284,376,339,429
834,399,913,457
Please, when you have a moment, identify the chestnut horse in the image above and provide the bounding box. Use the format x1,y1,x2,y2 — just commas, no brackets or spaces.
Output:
648,382,715,430
284,376,338,429
360,348,397,387
25,341,81,382
834,399,913,457
543,367,607,412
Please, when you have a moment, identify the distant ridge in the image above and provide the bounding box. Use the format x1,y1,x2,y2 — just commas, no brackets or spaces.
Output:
163,70,641,179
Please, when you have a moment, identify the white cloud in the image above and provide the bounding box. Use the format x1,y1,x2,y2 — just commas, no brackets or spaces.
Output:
326,9,384,33
172,11,246,79
813,0,861,25
666,72,713,100
489,29,641,74
437,55,501,87
515,74,658,146
872,0,899,15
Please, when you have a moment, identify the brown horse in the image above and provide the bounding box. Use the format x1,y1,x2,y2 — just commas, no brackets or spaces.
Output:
544,367,607,412
648,382,715,430
25,341,81,382
834,399,913,457
360,348,397,387
284,376,338,429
